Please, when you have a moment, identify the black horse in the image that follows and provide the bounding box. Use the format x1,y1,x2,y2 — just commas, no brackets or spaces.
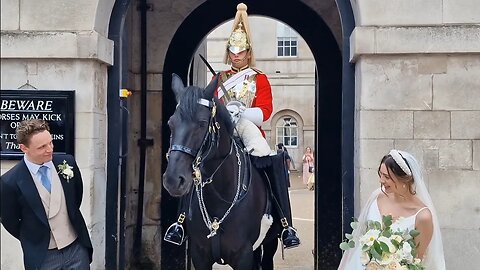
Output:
163,74,279,270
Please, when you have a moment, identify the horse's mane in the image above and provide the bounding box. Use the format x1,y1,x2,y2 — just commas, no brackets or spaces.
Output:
177,86,234,136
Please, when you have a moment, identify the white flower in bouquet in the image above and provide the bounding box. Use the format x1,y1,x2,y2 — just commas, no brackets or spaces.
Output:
390,234,403,244
378,236,397,253
397,241,414,263
360,229,381,247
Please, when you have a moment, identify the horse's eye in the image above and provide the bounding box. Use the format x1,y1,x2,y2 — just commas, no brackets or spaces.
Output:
198,120,208,128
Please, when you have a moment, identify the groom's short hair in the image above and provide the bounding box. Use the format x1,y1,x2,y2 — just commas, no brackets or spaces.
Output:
16,119,50,146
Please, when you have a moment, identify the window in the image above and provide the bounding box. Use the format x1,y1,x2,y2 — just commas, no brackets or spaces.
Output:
277,23,298,57
276,117,298,147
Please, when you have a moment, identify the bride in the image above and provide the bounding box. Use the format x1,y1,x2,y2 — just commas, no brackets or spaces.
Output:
338,150,446,269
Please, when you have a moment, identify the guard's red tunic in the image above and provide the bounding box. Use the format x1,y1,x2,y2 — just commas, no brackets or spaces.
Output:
215,68,273,137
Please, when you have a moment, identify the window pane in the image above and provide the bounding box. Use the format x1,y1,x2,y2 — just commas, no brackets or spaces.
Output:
285,41,290,46
278,40,284,46
285,47,290,56
276,116,298,148
291,137,297,146
278,48,283,56
292,40,297,46
291,47,297,56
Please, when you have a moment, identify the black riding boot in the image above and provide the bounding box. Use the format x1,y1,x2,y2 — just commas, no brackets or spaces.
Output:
255,152,301,249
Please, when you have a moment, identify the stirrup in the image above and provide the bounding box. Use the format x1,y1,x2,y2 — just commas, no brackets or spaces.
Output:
164,212,187,245
281,226,301,249
164,222,185,245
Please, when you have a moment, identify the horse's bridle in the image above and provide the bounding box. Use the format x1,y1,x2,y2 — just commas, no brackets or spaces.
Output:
167,98,218,162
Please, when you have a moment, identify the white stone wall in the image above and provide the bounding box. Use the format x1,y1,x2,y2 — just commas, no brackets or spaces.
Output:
0,59,110,270
352,1,480,268
0,0,113,269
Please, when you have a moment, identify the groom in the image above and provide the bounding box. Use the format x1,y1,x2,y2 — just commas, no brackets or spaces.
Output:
1,119,93,270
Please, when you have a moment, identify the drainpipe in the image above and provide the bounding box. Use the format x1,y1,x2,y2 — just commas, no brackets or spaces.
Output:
133,0,153,264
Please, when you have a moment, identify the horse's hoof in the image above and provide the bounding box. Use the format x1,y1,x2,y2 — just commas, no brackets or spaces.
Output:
281,227,301,249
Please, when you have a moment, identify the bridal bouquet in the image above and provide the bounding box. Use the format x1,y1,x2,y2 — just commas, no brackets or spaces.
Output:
340,215,425,270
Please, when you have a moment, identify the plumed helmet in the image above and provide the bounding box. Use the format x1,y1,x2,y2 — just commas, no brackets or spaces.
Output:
223,3,256,66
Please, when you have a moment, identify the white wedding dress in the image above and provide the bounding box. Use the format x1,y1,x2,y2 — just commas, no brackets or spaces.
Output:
368,198,428,233
344,197,428,270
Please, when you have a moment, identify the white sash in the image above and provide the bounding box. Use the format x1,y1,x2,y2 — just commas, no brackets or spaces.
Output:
218,68,257,99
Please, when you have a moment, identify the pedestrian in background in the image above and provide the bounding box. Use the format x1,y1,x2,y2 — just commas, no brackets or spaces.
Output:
277,143,293,187
302,146,315,187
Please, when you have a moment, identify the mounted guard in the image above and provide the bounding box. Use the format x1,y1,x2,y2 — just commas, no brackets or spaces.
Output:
164,3,300,251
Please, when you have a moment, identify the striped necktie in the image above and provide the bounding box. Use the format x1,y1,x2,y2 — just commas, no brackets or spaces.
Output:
38,165,51,193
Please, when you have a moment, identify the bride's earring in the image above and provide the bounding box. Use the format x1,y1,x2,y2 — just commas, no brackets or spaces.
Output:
402,184,406,188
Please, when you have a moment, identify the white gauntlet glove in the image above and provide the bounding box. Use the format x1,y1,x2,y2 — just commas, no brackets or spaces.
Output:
226,101,264,126
226,101,246,124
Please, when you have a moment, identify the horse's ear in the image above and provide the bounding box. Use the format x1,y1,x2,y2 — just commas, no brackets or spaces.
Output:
171,73,186,102
203,74,219,99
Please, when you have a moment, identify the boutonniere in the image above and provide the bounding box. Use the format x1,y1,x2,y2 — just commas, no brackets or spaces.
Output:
57,160,74,182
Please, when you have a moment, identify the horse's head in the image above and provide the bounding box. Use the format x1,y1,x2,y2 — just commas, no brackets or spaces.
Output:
163,73,231,197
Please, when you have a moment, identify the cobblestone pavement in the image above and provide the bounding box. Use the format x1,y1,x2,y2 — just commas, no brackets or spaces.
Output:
214,171,315,269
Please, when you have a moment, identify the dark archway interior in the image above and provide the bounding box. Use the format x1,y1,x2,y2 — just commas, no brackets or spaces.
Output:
162,0,344,268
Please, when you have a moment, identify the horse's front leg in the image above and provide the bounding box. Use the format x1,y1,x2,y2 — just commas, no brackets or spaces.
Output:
230,246,255,270
191,245,214,270
252,246,263,270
